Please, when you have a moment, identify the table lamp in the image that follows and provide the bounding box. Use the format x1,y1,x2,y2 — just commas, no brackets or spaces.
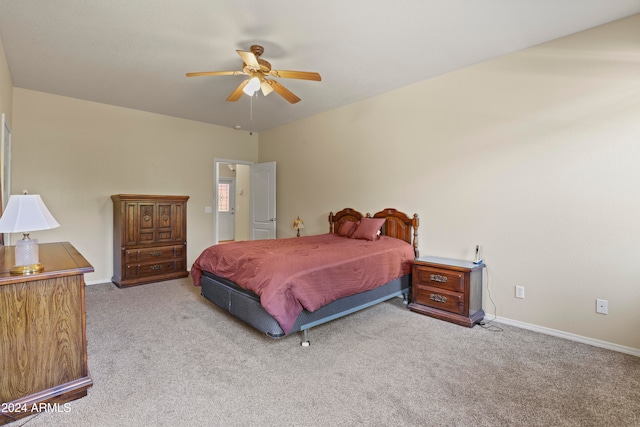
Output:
292,216,304,237
0,194,60,274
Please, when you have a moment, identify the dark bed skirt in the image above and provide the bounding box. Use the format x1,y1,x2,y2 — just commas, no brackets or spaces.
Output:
200,272,411,338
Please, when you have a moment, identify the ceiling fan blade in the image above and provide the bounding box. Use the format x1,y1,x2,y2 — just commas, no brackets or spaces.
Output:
270,70,321,81
236,50,259,69
226,80,249,102
186,70,244,77
269,81,301,104
260,80,274,96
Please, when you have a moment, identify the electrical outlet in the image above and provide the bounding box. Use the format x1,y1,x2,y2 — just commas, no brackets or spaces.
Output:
515,286,525,299
596,299,608,315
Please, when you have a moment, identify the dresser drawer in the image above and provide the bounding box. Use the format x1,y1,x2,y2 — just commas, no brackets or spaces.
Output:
125,259,185,279
412,284,465,315
413,265,464,292
125,245,184,263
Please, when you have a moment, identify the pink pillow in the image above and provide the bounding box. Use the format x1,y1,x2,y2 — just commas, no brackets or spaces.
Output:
337,220,358,237
350,217,386,241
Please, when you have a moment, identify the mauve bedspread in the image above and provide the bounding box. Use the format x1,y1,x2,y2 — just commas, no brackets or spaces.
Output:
191,233,414,334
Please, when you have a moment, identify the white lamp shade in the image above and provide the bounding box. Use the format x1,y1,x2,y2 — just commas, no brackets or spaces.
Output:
242,77,261,96
0,194,60,233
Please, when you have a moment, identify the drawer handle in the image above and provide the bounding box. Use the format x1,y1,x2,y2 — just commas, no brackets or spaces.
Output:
430,274,448,283
150,251,163,257
429,293,447,303
150,264,163,271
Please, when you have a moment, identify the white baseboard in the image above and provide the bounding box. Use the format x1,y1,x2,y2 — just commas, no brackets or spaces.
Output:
488,315,640,357
86,278,112,286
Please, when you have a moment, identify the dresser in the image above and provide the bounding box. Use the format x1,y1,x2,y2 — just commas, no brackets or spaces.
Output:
409,256,485,327
111,194,189,288
0,242,93,425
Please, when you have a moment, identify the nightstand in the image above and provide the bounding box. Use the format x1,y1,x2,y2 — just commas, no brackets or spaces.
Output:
408,256,485,327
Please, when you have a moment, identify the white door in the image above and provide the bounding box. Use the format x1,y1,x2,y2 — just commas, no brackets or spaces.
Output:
250,161,276,240
217,177,235,241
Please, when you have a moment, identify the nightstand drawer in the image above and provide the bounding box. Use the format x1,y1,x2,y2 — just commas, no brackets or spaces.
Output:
413,265,464,292
413,284,465,315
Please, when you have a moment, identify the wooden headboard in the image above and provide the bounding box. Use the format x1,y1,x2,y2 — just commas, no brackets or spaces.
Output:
328,207,419,257
328,208,364,233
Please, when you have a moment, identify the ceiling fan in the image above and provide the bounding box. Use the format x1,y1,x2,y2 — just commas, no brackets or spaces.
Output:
186,45,321,104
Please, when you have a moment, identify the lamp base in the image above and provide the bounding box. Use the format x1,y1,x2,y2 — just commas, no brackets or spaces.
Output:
12,234,43,274
10,263,44,275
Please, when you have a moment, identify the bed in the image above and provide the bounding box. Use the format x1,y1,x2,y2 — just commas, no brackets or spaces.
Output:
191,208,419,345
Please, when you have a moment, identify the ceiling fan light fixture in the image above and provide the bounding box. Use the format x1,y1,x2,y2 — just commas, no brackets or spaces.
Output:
242,77,261,96
187,45,320,104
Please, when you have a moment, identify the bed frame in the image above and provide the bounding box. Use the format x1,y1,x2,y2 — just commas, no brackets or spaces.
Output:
200,208,419,345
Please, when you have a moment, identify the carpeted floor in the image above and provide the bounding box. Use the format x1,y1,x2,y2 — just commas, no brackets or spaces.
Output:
12,278,640,426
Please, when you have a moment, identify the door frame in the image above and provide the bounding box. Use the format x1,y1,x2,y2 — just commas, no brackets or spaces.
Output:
213,157,254,245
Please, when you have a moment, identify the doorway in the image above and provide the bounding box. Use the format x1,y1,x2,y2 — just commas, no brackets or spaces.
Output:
214,158,276,245
217,177,235,241
214,159,252,244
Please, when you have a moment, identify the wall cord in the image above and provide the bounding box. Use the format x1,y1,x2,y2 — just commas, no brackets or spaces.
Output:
479,265,503,332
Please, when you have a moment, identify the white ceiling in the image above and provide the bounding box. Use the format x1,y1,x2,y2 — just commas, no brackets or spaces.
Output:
1,1,639,132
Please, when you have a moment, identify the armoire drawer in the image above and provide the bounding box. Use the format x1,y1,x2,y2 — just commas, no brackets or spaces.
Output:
125,245,184,263
125,259,185,279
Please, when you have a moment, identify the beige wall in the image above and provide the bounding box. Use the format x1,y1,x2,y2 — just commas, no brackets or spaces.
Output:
259,15,640,350
11,88,259,284
0,33,12,124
